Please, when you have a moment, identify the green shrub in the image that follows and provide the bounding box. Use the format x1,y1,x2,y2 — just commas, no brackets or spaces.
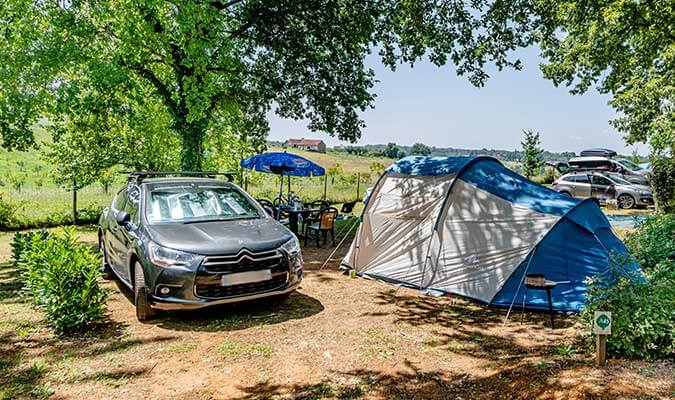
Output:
582,213,675,360
16,227,108,335
650,156,675,213
581,261,675,360
0,191,19,229
625,214,675,273
10,230,50,268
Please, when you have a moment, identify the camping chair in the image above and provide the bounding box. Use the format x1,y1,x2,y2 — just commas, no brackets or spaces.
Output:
256,198,275,217
301,200,330,233
271,197,290,222
304,207,338,247
340,201,357,216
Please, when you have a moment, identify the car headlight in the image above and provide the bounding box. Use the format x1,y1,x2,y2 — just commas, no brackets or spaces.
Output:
280,236,301,257
147,242,199,267
639,190,652,196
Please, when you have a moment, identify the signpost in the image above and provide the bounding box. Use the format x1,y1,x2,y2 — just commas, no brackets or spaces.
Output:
594,311,612,366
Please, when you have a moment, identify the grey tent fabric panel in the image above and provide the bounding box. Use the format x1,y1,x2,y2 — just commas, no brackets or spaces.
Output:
348,173,454,286
425,179,560,302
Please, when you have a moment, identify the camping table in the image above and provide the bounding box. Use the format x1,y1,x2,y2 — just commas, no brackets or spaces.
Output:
524,275,558,328
282,207,321,237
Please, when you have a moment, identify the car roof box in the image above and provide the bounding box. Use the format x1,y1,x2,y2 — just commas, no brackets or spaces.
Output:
579,148,617,157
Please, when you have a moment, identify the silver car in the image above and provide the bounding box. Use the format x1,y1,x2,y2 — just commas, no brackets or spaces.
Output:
552,171,654,209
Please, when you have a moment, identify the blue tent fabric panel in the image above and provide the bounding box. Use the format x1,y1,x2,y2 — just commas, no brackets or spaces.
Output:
459,159,580,217
386,156,478,176
489,201,631,312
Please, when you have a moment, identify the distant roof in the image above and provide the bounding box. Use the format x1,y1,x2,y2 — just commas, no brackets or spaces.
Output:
284,138,325,146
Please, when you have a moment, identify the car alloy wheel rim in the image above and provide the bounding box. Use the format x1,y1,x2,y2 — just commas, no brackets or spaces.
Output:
618,195,634,209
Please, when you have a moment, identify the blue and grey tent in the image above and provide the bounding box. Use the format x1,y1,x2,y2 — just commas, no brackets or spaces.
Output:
342,156,638,312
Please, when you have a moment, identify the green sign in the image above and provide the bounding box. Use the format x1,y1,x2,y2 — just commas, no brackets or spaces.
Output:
594,311,612,335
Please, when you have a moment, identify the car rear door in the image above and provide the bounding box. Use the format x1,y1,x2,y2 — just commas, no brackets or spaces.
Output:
572,175,591,198
590,175,615,202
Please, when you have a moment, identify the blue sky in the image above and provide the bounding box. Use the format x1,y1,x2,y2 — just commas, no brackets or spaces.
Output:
267,47,647,155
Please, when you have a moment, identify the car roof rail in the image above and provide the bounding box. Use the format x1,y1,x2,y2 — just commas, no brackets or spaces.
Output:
124,171,235,184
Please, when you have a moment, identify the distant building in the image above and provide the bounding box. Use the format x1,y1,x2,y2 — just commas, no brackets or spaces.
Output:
283,138,326,153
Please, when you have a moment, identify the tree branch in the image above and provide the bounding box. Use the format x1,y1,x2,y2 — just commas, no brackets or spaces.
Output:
121,60,178,114
209,0,244,10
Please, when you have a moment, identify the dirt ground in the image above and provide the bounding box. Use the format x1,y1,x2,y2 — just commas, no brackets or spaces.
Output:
0,227,673,400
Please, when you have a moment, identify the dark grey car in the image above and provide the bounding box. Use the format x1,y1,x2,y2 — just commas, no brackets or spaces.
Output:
98,173,303,321
552,171,654,209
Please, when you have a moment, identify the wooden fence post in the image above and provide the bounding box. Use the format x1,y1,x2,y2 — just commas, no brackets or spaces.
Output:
72,179,78,225
323,174,327,201
356,173,360,201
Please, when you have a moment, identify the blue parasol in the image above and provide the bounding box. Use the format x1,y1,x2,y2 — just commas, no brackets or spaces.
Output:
240,152,325,208
240,152,325,177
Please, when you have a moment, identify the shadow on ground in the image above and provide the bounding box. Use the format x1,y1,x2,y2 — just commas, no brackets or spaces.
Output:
231,358,670,400
148,291,324,332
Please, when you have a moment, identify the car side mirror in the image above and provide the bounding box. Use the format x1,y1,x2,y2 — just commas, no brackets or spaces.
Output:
262,205,275,217
115,211,131,227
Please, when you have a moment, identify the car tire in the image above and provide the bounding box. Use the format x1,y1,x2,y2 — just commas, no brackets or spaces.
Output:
617,194,636,209
560,191,572,197
99,237,114,280
134,261,157,321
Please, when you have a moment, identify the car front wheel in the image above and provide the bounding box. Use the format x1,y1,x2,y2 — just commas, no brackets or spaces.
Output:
134,261,157,321
617,194,636,209
99,237,114,280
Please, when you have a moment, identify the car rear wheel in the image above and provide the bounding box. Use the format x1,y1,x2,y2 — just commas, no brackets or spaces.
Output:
560,191,572,197
134,261,157,321
98,237,114,280
617,194,636,209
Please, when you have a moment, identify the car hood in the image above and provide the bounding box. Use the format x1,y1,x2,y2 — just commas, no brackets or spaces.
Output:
617,184,652,193
145,218,293,255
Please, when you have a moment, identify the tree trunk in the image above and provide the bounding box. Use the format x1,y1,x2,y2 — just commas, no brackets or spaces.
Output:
176,117,207,171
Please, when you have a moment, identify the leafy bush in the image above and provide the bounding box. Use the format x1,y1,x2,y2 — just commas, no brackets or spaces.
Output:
582,262,675,360
0,204,102,231
10,230,50,268
582,214,675,360
0,191,19,229
15,227,108,335
650,156,675,213
625,214,675,273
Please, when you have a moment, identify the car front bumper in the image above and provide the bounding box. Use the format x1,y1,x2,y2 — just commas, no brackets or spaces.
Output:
639,196,654,206
146,250,303,311
149,279,301,310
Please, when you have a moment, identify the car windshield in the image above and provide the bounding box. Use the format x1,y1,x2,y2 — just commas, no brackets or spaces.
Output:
145,185,261,223
606,173,632,185
616,158,642,171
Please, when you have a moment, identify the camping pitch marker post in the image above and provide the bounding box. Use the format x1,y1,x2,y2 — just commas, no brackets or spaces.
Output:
594,311,611,366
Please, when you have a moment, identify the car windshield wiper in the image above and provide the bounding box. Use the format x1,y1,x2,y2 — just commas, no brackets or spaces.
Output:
181,215,260,224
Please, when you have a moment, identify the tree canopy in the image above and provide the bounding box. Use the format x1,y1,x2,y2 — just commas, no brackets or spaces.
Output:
0,0,539,170
0,0,672,173
410,143,432,156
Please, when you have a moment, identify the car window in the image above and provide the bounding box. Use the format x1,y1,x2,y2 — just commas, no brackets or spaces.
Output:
616,158,641,171
607,173,631,185
590,176,612,186
112,188,127,211
124,186,141,224
574,175,590,184
145,185,261,224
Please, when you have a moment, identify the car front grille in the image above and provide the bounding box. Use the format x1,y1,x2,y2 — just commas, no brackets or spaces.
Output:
194,249,289,299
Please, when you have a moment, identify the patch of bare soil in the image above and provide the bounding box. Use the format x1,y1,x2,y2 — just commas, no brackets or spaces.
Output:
1,237,673,400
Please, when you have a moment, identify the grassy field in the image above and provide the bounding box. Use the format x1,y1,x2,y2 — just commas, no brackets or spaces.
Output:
1,144,394,228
